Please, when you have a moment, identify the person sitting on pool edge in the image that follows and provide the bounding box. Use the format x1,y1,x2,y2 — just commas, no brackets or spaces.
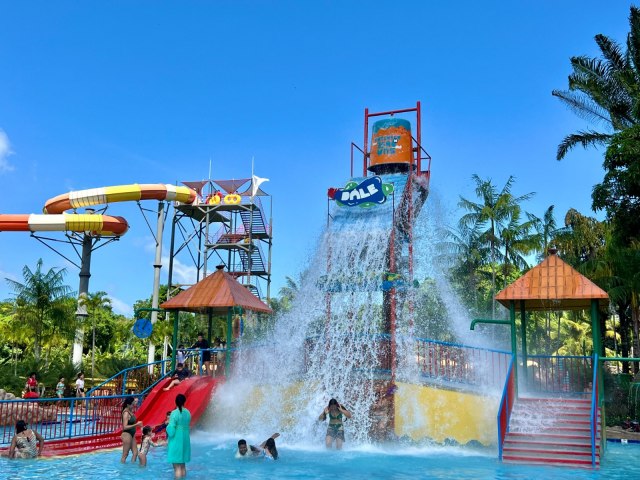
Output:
318,398,352,450
163,363,190,391
235,433,280,459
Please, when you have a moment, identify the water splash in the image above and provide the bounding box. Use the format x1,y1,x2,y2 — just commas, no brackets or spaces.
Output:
209,179,495,446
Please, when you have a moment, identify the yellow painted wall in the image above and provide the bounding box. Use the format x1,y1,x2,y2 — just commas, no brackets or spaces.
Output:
394,382,498,446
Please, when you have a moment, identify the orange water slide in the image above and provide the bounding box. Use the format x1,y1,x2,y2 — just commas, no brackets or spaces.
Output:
44,183,197,214
0,183,197,236
0,213,130,236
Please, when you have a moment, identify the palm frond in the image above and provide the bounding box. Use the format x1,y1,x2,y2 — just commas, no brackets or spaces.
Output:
552,89,613,126
556,130,612,160
595,34,628,73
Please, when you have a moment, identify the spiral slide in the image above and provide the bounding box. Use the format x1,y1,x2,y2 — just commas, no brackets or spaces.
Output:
0,184,197,236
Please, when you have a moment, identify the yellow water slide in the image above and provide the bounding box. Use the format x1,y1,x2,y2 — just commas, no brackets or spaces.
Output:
0,183,197,235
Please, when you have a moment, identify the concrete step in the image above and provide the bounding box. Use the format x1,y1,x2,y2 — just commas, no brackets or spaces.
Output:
503,454,599,468
505,432,598,446
502,443,599,456
503,447,598,461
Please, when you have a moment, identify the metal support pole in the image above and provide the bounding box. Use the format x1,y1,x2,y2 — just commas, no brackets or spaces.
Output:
148,202,165,366
591,299,604,395
520,300,527,381
171,311,179,370
510,301,518,389
73,234,93,365
225,307,233,374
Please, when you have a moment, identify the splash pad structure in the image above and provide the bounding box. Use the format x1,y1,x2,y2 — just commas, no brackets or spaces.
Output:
215,103,508,448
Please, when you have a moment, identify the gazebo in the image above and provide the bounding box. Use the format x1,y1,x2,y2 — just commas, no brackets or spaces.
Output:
161,265,272,372
494,249,609,383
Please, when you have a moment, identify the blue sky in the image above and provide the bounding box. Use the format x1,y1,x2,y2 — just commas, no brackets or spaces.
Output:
0,1,632,316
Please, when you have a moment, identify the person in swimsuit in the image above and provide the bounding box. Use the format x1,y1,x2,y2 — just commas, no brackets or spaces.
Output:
138,425,159,467
152,411,172,444
318,398,352,449
235,433,279,459
120,396,143,463
262,437,279,460
7,420,44,459
56,376,65,399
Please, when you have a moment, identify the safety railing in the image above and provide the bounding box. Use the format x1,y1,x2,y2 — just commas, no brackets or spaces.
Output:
497,355,516,460
523,355,592,394
178,348,227,378
87,358,170,396
301,334,511,390
0,393,143,445
590,353,599,467
415,337,511,390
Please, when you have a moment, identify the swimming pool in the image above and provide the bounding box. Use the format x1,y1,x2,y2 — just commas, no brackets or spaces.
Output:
0,431,636,480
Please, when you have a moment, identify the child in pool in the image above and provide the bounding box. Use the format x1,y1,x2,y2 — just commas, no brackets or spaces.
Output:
138,425,158,467
152,411,171,444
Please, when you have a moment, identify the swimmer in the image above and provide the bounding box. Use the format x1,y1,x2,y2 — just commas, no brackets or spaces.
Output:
318,398,352,449
236,433,280,459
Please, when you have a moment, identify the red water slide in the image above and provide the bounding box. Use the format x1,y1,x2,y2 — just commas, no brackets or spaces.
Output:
28,376,221,457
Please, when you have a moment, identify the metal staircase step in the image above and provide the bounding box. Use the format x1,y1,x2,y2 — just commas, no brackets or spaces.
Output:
239,207,270,238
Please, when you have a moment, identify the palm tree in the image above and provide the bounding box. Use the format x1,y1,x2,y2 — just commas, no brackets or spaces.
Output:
78,291,112,382
500,206,537,288
458,175,534,317
552,6,640,160
5,259,72,361
529,205,562,261
444,222,489,314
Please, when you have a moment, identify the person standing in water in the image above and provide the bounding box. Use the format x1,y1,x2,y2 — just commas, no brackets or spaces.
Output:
120,396,143,463
167,393,191,479
318,398,352,449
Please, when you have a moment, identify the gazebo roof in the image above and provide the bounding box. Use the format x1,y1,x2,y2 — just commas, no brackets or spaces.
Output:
161,266,272,314
495,252,609,311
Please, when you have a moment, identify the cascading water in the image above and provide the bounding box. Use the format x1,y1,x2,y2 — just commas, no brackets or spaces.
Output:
212,177,399,445
209,173,497,446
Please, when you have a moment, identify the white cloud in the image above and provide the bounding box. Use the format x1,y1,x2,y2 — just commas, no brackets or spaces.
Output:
109,295,133,317
0,129,15,173
161,255,197,285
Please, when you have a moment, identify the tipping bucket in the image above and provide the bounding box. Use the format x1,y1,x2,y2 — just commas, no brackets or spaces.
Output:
369,118,412,173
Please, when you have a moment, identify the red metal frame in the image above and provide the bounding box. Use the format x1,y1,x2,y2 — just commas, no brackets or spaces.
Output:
361,102,431,179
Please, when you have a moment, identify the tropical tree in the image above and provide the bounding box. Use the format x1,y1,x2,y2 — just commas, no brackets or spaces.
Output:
458,175,534,317
552,6,640,160
444,222,491,315
5,259,72,361
78,291,112,381
592,124,640,244
500,206,538,288
529,205,561,261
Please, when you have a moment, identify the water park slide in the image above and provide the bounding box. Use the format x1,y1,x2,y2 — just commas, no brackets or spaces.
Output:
0,184,197,236
0,214,130,236
36,376,220,457
44,184,197,214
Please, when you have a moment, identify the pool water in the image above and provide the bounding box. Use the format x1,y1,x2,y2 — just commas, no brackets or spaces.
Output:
0,431,637,480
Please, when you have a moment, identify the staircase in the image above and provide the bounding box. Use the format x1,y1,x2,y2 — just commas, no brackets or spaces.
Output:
502,396,600,468
239,205,270,238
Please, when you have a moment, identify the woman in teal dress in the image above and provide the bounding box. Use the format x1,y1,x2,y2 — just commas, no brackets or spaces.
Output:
167,393,191,479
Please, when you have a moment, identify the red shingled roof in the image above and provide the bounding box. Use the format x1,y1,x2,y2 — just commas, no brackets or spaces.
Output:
495,252,609,311
161,266,272,313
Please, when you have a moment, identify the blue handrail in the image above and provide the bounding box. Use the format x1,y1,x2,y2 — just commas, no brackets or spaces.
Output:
87,358,169,396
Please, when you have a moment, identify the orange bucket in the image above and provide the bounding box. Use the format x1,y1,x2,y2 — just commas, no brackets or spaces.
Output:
369,118,412,173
